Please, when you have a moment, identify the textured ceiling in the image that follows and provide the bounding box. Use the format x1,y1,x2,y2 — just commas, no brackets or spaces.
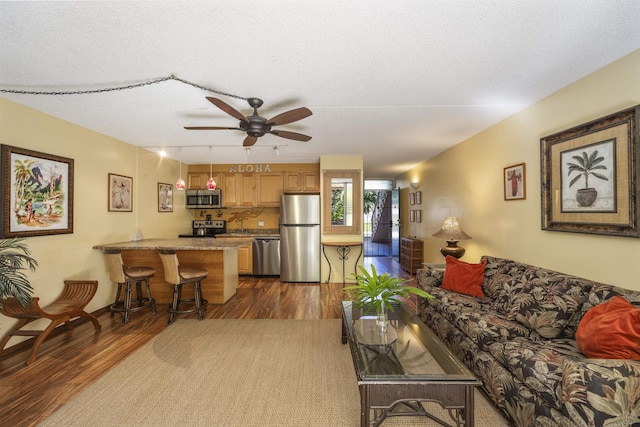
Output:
1,1,639,178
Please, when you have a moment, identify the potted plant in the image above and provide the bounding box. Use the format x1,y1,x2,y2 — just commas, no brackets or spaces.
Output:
0,238,37,309
567,149,609,207
344,264,432,327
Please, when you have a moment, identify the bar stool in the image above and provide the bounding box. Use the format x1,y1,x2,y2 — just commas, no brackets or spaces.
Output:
158,250,209,324
104,249,157,323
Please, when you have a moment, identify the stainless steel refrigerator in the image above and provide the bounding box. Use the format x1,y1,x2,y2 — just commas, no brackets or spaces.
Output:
280,193,321,282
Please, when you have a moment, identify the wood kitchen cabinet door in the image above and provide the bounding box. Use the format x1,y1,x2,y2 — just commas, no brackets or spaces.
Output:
284,171,319,192
237,173,257,206
301,171,320,191
237,244,253,275
257,173,283,206
187,172,207,189
221,173,238,206
223,173,256,207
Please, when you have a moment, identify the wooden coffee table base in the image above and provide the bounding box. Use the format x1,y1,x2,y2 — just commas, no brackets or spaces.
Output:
360,381,475,427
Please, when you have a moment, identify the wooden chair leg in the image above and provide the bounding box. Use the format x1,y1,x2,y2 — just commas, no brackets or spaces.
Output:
26,318,66,365
0,318,33,353
81,311,102,331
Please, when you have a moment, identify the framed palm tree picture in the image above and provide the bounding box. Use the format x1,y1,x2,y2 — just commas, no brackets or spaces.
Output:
0,145,74,237
541,105,639,237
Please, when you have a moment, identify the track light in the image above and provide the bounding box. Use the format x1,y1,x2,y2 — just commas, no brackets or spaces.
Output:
274,146,280,155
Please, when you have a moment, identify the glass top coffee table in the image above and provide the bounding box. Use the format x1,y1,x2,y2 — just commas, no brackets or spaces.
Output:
341,301,481,427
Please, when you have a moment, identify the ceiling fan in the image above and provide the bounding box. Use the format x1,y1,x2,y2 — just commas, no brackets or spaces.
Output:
185,96,312,147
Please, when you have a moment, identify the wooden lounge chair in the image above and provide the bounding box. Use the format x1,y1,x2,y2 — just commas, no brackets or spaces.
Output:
0,279,101,365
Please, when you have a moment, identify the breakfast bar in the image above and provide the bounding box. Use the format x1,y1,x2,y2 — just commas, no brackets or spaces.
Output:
93,238,252,304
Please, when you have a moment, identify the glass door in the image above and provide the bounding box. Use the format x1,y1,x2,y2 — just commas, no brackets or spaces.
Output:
391,188,400,262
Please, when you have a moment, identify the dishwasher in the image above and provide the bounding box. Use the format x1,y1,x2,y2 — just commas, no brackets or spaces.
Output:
252,237,281,276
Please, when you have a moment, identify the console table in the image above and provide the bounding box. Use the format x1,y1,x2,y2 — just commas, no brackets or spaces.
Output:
321,241,363,286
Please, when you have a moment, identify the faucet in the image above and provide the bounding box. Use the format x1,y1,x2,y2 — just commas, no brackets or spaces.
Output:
239,219,244,233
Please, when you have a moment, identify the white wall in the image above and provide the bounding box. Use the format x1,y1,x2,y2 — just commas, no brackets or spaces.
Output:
396,50,640,291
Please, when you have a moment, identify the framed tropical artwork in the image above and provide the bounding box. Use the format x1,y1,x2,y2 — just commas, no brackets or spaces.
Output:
0,145,74,238
541,105,639,237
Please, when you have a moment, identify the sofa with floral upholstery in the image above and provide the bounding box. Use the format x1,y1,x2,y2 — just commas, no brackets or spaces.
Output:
416,255,640,427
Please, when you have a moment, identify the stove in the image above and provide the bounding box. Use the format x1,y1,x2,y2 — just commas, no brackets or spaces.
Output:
179,220,227,238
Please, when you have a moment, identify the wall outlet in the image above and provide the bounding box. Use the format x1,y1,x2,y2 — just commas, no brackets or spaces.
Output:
258,221,264,227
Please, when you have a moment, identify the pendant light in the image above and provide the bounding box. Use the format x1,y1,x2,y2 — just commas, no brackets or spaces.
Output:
207,146,216,190
176,147,185,190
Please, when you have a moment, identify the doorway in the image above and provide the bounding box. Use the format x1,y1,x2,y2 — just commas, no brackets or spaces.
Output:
363,180,398,258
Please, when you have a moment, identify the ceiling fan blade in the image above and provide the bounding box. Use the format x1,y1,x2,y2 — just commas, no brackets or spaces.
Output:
269,130,312,142
206,97,249,123
184,126,240,130
266,107,312,126
243,135,258,146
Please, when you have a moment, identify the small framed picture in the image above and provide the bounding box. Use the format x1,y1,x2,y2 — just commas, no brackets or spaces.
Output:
504,163,526,201
415,209,422,223
409,210,415,222
108,173,133,212
158,182,173,212
416,191,422,205
409,192,415,205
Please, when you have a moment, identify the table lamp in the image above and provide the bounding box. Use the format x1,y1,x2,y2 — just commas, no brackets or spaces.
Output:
432,217,471,259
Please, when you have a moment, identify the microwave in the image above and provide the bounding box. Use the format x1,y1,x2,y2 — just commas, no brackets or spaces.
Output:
185,189,222,209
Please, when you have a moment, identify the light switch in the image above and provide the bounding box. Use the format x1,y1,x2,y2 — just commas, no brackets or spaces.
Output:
258,221,264,227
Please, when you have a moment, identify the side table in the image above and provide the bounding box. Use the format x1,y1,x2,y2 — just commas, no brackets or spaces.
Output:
321,241,363,286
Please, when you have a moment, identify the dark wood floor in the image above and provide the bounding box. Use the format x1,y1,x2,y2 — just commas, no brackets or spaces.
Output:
0,256,413,427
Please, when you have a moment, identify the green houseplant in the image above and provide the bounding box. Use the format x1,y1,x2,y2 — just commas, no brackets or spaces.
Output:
0,238,37,309
344,264,432,322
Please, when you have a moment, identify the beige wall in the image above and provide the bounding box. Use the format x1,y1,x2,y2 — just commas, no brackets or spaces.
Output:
0,98,192,337
396,50,640,292
320,155,364,283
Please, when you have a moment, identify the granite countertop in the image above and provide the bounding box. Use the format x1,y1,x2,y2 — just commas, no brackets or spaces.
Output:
218,228,280,238
93,238,252,251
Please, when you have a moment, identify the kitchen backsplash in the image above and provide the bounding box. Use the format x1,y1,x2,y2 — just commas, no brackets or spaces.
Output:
195,207,280,230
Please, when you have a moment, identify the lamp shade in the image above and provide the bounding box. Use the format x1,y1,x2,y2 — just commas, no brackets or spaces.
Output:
432,217,471,241
207,178,216,190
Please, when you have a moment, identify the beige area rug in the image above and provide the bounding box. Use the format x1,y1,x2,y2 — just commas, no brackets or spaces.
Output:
39,319,508,426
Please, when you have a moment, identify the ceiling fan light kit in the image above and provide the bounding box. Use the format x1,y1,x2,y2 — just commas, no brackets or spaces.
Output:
185,96,312,147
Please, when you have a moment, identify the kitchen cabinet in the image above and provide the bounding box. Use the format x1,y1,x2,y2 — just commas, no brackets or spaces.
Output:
257,173,284,206
187,172,220,189
283,171,320,192
222,173,256,207
400,237,423,274
237,243,253,275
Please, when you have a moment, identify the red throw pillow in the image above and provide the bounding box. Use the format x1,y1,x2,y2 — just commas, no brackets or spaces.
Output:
576,296,640,360
441,256,487,298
